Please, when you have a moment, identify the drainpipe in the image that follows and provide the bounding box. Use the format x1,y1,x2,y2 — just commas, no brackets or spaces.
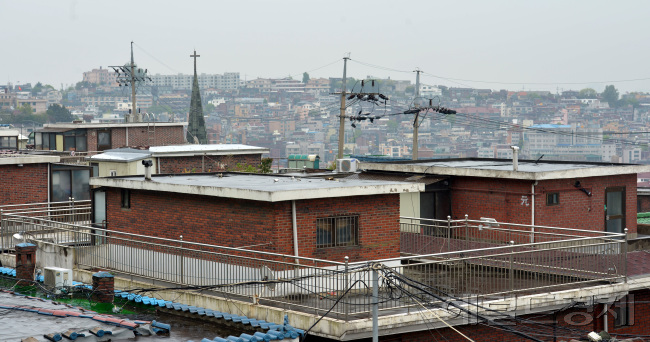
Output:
291,200,300,264
125,126,129,146
157,157,161,174
47,163,51,202
531,180,537,243
510,146,519,171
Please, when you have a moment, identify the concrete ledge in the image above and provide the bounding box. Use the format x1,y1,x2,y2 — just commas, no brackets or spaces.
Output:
73,268,630,341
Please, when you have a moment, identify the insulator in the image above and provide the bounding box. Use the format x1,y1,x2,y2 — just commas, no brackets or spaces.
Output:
357,94,364,99
378,94,388,100
347,94,355,100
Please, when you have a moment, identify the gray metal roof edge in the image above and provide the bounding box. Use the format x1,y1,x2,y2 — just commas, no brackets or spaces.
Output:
361,162,649,181
89,177,424,202
150,148,270,157
42,122,188,129
87,155,151,163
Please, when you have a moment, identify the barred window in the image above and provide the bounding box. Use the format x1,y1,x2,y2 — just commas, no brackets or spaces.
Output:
316,215,359,248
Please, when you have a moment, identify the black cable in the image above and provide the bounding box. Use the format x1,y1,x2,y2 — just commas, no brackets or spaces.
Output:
300,279,362,341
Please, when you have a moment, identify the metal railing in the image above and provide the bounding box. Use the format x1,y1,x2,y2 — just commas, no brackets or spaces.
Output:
0,200,91,253
0,208,627,320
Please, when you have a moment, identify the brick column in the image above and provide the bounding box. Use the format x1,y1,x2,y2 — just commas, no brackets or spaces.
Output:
15,243,36,283
92,271,114,303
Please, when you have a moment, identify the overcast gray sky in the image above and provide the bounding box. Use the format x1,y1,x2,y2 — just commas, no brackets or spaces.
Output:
2,0,649,93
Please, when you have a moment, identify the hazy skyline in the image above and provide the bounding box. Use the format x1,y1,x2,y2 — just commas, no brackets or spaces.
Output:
2,0,649,93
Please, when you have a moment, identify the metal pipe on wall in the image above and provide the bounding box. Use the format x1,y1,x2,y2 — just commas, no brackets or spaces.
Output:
292,200,300,264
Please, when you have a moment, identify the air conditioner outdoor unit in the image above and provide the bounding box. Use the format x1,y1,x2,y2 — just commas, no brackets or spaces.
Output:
44,266,73,293
337,158,358,173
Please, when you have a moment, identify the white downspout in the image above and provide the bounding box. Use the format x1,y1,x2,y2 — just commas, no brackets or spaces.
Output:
292,200,300,264
157,157,161,174
47,163,51,202
126,126,129,146
531,181,537,243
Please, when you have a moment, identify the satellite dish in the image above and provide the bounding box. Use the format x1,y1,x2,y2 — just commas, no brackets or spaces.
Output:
260,266,276,291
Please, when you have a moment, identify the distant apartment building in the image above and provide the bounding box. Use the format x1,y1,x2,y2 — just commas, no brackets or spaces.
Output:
83,67,117,85
304,78,330,93
623,147,642,164
81,95,130,108
0,92,16,109
524,124,616,162
151,72,240,90
419,84,442,98
16,98,48,114
247,78,305,93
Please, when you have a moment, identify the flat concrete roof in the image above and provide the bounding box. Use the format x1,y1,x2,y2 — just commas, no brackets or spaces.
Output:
361,158,650,181
0,155,60,165
88,150,151,162
41,122,187,129
90,173,424,202
149,144,269,156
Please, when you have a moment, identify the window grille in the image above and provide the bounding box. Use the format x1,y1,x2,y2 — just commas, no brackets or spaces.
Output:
316,215,359,248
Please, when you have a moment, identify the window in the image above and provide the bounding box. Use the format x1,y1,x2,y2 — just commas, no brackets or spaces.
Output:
316,215,359,248
614,296,632,327
97,130,111,151
546,192,559,206
51,165,91,202
121,189,130,209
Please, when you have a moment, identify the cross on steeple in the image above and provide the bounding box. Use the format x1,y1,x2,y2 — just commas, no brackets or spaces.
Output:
190,50,200,74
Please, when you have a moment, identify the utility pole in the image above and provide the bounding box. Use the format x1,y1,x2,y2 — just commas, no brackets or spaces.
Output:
110,41,152,123
338,55,350,160
412,69,421,160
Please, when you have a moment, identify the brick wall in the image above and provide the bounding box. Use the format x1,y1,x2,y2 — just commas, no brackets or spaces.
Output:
85,126,185,151
0,164,49,205
451,174,637,234
157,154,262,173
380,288,650,342
104,188,400,262
638,194,650,213
273,195,400,262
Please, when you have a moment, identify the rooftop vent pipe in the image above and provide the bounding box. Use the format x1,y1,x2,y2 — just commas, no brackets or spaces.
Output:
510,146,520,171
142,159,153,180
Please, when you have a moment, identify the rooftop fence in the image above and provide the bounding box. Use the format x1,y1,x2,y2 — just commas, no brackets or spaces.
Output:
0,201,627,320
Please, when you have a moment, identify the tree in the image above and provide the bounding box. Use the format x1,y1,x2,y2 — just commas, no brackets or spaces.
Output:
386,120,398,133
302,72,310,84
75,81,91,90
259,157,273,173
602,85,619,107
46,104,73,123
578,88,597,99
204,103,216,114
31,82,44,96
19,104,34,117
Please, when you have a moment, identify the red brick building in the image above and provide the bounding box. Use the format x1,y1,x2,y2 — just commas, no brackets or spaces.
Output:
0,155,57,205
363,158,650,237
88,144,269,177
90,173,422,262
0,155,92,205
34,122,186,153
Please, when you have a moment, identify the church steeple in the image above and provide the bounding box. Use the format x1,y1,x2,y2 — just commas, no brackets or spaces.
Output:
187,50,207,144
